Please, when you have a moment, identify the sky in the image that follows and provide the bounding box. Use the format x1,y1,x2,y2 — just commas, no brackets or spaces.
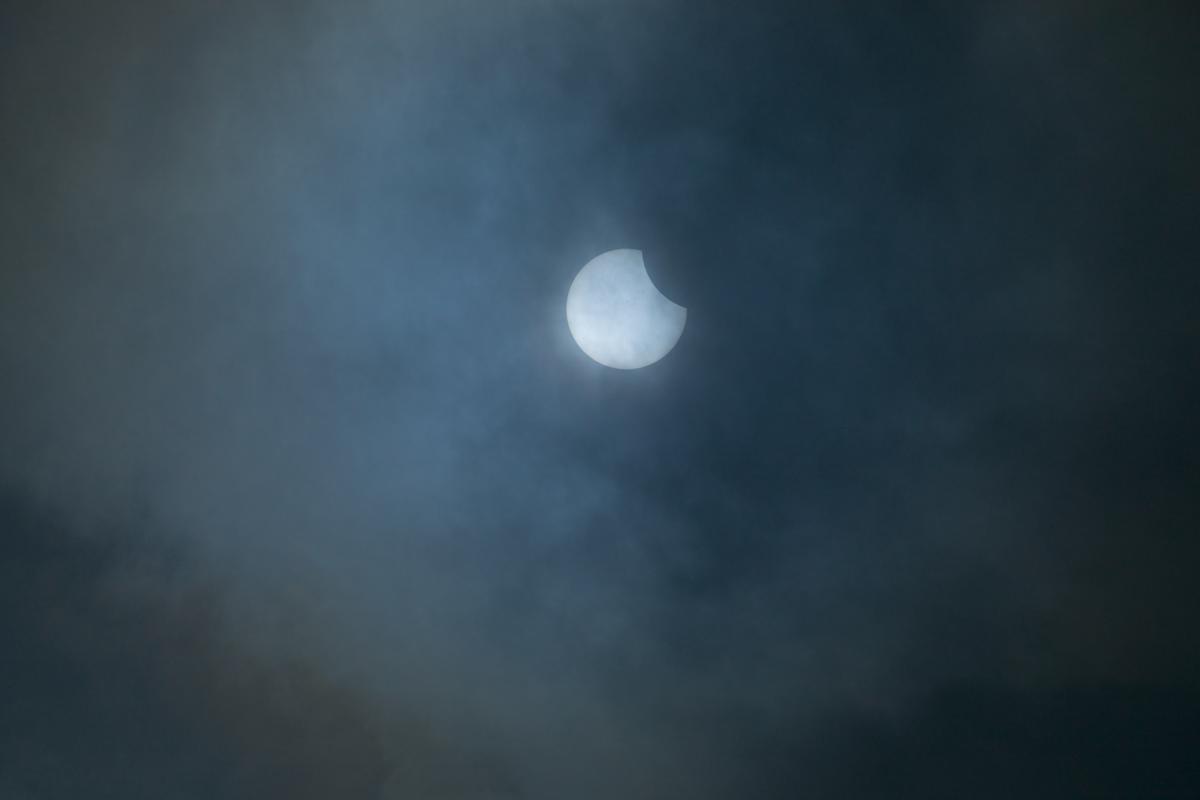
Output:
2,1,1199,797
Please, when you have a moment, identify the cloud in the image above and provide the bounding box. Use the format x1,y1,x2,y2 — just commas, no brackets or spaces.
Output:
2,1,1198,797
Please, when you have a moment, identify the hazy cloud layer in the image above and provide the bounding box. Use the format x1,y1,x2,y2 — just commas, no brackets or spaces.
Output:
2,1,1198,797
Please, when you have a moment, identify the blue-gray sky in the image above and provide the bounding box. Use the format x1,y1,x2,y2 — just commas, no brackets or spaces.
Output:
2,1,1199,797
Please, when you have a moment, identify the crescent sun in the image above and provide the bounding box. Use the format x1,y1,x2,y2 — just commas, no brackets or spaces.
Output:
566,249,687,370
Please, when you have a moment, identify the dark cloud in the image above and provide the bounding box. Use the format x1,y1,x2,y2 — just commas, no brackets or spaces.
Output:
2,0,1198,797
0,491,519,798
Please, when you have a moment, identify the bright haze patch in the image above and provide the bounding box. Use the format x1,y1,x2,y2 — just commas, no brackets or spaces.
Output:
566,249,687,369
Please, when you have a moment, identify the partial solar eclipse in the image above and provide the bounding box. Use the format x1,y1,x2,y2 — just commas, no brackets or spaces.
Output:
566,249,687,369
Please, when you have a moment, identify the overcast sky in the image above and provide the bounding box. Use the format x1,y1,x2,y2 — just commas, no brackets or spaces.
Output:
2,1,1199,797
